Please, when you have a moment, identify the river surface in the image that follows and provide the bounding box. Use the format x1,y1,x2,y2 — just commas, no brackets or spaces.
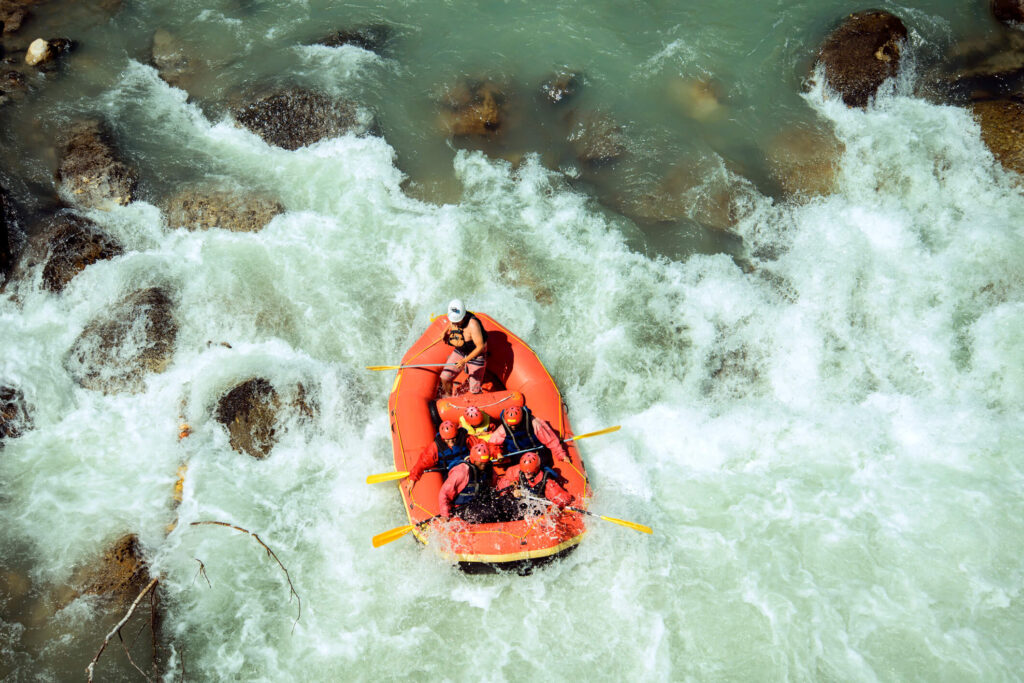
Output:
2,0,1023,680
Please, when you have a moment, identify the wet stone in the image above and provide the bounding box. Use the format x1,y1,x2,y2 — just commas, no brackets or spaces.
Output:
233,88,375,150
163,187,284,232
992,0,1024,25
56,120,138,209
315,24,392,54
40,212,123,293
815,10,908,108
539,69,582,105
216,377,281,459
0,384,32,440
972,98,1024,175
65,287,178,394
567,110,628,167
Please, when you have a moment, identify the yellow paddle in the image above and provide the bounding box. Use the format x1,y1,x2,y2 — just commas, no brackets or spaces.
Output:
364,425,622,484
502,424,622,460
567,506,652,534
371,516,439,548
365,470,410,484
366,363,454,371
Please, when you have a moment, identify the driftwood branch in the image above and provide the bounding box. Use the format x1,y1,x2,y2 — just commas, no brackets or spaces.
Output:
86,576,159,682
192,558,211,588
189,520,301,628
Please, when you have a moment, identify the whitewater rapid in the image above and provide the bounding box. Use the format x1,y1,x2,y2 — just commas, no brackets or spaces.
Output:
2,26,1024,682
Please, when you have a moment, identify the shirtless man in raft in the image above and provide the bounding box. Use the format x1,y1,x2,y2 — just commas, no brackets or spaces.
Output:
439,299,488,396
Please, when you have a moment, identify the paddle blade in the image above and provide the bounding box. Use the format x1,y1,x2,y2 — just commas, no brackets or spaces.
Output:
366,365,402,371
371,524,415,548
366,471,410,484
568,425,621,442
599,514,652,534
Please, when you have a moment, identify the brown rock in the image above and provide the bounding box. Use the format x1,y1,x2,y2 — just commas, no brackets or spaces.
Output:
439,79,506,137
992,0,1024,24
77,534,151,602
56,120,138,209
668,77,726,121
163,187,283,232
567,110,628,166
0,0,38,34
65,287,178,394
216,378,281,459
233,88,374,150
765,124,845,198
610,165,751,231
0,384,31,440
815,10,908,108
41,212,123,292
972,98,1024,174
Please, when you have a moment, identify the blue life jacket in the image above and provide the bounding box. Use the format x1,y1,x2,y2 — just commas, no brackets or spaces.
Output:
452,463,488,508
501,405,544,454
518,470,550,498
434,430,470,472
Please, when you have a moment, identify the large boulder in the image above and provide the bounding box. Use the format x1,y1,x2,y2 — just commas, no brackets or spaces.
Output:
993,0,1024,25
24,37,75,67
0,384,31,440
233,88,375,150
215,378,314,459
215,378,281,459
438,79,507,137
163,186,283,232
315,24,392,54
65,287,178,394
972,98,1024,174
75,534,152,602
567,110,628,167
934,31,1024,102
56,120,138,209
40,212,123,292
815,10,908,108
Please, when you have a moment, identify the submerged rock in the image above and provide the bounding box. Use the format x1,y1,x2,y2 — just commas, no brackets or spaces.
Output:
668,77,727,121
0,0,35,34
610,164,752,231
150,28,192,89
815,10,908,108
438,79,507,137
40,212,123,292
233,88,375,150
539,69,582,106
56,120,138,209
76,534,152,603
934,30,1024,102
765,124,845,198
972,98,1024,175
567,110,628,167
163,186,284,232
315,24,392,54
992,0,1024,25
65,287,178,394
0,384,31,440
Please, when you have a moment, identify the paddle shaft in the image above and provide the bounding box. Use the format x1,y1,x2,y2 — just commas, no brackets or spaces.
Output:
371,515,441,548
366,363,455,371
502,424,621,460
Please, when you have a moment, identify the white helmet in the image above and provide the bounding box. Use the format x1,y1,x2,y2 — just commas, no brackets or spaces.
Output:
447,299,466,323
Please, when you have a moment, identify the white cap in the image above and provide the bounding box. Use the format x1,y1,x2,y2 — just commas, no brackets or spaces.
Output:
447,299,466,323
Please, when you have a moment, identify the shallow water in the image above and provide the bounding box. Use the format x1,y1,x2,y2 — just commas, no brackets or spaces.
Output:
2,0,1024,680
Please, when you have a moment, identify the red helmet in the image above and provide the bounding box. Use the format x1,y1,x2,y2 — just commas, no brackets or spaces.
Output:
439,420,457,439
520,452,540,475
464,406,483,427
503,405,523,426
469,443,490,466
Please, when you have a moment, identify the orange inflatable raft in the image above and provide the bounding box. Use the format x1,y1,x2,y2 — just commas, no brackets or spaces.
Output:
386,312,591,572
